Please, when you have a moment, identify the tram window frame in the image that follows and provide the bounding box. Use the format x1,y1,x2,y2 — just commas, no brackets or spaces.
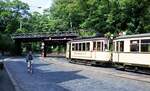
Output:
104,43,108,51
120,41,124,52
116,41,119,52
74,43,76,51
79,43,81,51
86,42,90,51
72,43,75,51
116,41,124,52
130,40,139,52
75,43,78,51
97,42,101,51
93,42,96,51
81,43,83,51
83,43,86,51
141,39,150,52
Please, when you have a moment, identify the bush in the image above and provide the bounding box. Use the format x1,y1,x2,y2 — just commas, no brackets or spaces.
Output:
0,33,15,55
16,28,28,33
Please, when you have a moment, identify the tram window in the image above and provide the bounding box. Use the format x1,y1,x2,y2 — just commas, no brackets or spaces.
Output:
83,43,85,51
141,39,150,52
81,43,83,51
130,40,139,52
86,42,90,51
113,42,115,51
93,42,96,50
116,41,119,52
116,41,124,52
97,42,101,51
104,44,108,51
120,41,124,52
75,43,78,51
72,44,75,51
79,43,81,51
74,43,76,51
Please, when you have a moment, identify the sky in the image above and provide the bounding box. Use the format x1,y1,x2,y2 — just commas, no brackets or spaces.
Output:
21,0,53,13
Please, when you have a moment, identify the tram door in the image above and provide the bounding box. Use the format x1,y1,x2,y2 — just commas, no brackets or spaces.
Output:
115,41,119,62
92,41,103,59
69,43,71,59
115,41,124,62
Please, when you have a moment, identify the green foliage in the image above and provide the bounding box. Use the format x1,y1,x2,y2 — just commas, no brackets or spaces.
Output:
79,29,96,37
16,28,28,33
0,0,29,55
0,0,149,34
0,33,15,55
42,0,149,35
50,45,65,53
0,0,29,33
31,42,41,52
0,0,150,54
6,0,147,35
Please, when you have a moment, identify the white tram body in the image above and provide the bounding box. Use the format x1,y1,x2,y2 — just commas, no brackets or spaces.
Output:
113,33,150,67
66,42,70,58
66,37,111,63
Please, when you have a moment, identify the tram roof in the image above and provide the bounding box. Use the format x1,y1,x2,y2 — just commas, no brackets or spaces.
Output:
70,36,108,42
115,33,150,39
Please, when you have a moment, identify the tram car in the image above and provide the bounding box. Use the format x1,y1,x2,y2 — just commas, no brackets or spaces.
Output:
113,33,150,69
66,37,111,65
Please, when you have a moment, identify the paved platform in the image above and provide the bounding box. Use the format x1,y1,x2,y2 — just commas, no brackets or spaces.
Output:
0,69,15,91
3,57,150,91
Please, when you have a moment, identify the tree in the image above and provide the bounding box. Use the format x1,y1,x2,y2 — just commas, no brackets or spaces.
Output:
0,0,29,33
0,0,29,55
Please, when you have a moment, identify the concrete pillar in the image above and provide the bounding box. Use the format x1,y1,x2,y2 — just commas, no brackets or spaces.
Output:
14,40,22,56
44,42,47,57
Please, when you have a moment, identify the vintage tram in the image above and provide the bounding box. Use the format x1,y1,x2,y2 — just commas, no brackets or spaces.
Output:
113,33,150,69
66,33,150,70
66,37,111,65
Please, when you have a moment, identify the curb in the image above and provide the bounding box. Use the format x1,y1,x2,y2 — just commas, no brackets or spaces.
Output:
3,61,22,91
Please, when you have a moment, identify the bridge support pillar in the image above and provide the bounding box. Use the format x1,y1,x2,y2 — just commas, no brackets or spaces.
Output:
41,42,47,57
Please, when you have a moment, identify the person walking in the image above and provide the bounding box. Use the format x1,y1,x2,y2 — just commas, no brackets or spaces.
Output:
26,51,33,74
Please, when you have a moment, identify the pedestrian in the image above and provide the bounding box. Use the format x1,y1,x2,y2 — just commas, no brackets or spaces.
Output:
26,51,33,73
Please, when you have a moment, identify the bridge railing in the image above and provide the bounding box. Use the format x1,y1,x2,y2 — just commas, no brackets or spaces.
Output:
11,31,79,39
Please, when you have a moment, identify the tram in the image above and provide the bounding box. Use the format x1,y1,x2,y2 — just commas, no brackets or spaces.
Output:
66,33,150,69
66,37,111,65
113,33,150,68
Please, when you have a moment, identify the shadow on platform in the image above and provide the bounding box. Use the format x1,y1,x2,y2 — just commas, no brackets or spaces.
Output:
4,60,88,91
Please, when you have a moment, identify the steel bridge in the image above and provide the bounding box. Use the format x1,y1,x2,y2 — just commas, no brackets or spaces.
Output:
11,31,79,57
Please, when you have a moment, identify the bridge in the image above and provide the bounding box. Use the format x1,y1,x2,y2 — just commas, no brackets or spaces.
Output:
11,31,79,57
